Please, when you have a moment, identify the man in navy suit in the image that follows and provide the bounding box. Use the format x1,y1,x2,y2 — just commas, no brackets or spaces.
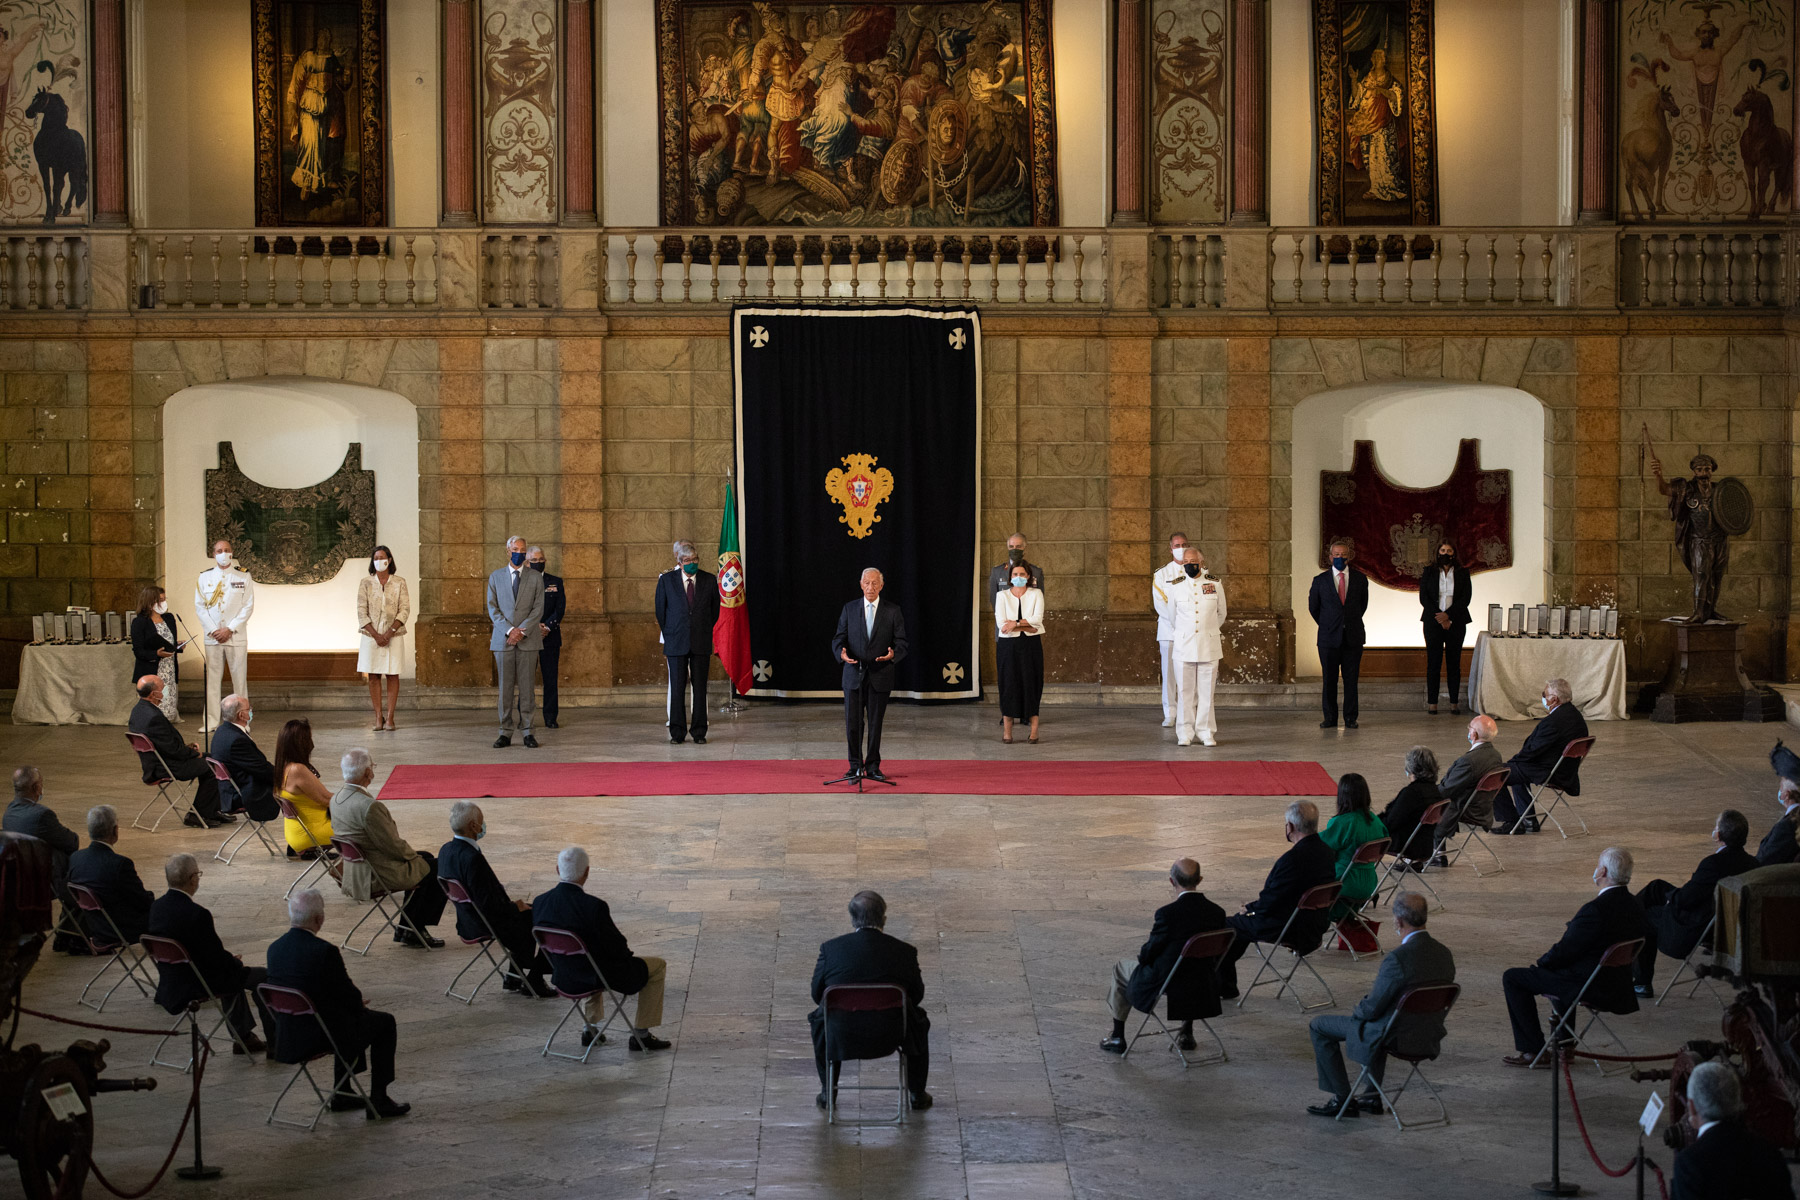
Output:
68,804,155,944
147,852,270,1054
209,694,276,820
526,547,565,729
1497,677,1589,833
1673,1062,1795,1200
1308,539,1369,728
438,800,549,997
1215,801,1339,998
1760,744,1800,865
809,889,932,1111
831,568,909,781
531,846,670,1051
654,540,719,745
1099,857,1228,1055
1633,810,1758,995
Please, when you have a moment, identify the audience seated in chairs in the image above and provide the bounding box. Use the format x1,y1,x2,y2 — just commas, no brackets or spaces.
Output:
1496,676,1588,834
266,888,411,1119
128,675,225,828
1430,715,1503,865
1379,747,1440,865
1215,801,1338,999
147,852,271,1054
1633,810,1757,998
68,804,154,944
1759,744,1800,865
329,748,446,949
1501,846,1650,1067
1320,773,1387,922
1672,1061,1795,1200
437,800,550,997
1306,891,1456,1118
209,694,278,821
4,764,82,952
808,889,931,1112
532,846,671,1051
1099,857,1227,1055
274,718,335,859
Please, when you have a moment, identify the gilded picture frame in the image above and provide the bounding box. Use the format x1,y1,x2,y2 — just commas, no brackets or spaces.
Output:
1313,0,1438,228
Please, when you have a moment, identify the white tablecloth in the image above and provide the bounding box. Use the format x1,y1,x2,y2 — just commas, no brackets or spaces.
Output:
1467,632,1628,721
12,642,138,726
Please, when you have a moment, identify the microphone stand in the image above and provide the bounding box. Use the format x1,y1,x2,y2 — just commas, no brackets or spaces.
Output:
822,657,900,791
173,612,210,748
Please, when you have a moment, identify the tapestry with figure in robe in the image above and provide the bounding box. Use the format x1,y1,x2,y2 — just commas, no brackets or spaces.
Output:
1313,0,1438,233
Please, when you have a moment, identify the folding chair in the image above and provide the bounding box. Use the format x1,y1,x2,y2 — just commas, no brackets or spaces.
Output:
1655,914,1727,1009
67,882,154,1012
1370,801,1452,911
139,933,251,1071
257,983,375,1130
1335,838,1389,961
124,732,195,833
821,984,909,1126
1527,737,1595,839
1120,928,1233,1069
1334,982,1462,1132
273,793,336,899
210,758,281,866
1530,937,1645,1072
441,876,524,1004
533,925,632,1063
1237,881,1341,1012
1441,768,1510,877
334,837,432,956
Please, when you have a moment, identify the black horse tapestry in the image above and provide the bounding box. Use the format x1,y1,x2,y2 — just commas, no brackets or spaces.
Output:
0,1,89,226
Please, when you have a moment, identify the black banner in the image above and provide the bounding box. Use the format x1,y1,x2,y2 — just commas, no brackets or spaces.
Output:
733,305,982,700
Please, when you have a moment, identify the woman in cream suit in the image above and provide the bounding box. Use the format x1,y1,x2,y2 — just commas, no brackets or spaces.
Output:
357,545,410,731
995,566,1046,744
1171,547,1227,747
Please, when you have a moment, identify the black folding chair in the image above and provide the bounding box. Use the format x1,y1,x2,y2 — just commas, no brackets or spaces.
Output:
139,933,251,1071
124,731,195,832
273,792,336,898
1370,800,1452,911
67,882,154,1012
1120,928,1233,1069
1237,881,1341,1012
1530,938,1646,1072
334,837,432,956
210,757,280,865
821,984,909,1126
441,876,524,1004
1655,914,1727,1009
257,983,376,1130
532,925,631,1063
1441,767,1510,878
1529,737,1596,839
1336,838,1389,961
1333,982,1461,1131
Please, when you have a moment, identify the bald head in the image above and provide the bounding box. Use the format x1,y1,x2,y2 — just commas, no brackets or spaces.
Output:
1468,714,1497,744
135,674,160,699
1170,858,1201,890
12,765,41,798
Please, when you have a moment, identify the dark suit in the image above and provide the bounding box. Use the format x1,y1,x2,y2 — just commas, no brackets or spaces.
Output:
655,567,719,742
831,596,909,773
1311,930,1457,1098
1671,1118,1796,1200
265,926,398,1097
438,836,547,981
808,926,930,1097
1217,833,1339,996
4,794,78,900
1502,885,1651,1054
147,888,269,1042
530,881,652,997
988,559,1045,597
1380,779,1442,861
1418,564,1473,707
1117,890,1229,1021
209,722,276,820
1433,740,1504,850
538,570,565,726
68,841,154,944
1499,701,1589,827
130,611,179,684
1308,566,1369,724
1634,844,1758,988
128,698,221,822
1757,809,1799,866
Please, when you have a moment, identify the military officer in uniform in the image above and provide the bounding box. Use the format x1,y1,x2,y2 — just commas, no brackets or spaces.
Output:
1151,532,1189,729
1170,547,1227,747
195,538,255,727
526,547,565,728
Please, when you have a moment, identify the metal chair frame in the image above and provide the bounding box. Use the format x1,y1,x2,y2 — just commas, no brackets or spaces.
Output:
1655,914,1727,1009
256,983,375,1131
209,758,281,865
1527,738,1596,839
66,882,155,1011
333,837,433,956
124,732,196,833
1120,928,1233,1069
139,933,250,1072
532,925,631,1063
441,876,524,1004
273,793,337,898
1333,982,1461,1132
1529,938,1645,1072
821,984,909,1126
1441,768,1510,877
1237,881,1341,1012
1335,838,1389,962
1369,801,1451,912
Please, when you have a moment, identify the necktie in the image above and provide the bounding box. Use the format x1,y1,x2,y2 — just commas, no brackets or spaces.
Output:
866,602,875,638
511,569,519,600
686,577,695,607
1336,571,1346,605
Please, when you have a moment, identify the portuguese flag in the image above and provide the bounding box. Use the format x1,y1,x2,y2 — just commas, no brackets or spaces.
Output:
713,481,753,696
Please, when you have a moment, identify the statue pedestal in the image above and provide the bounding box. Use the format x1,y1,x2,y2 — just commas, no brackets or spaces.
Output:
1647,621,1783,723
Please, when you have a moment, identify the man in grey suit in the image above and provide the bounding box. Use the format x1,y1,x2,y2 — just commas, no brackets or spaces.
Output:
1429,714,1504,865
1306,892,1456,1117
486,535,546,749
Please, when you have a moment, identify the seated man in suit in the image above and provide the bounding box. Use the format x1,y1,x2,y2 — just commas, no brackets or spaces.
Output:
1502,846,1651,1066
1497,677,1588,834
68,804,154,944
1099,857,1228,1055
329,748,445,949
1673,1062,1795,1200
532,846,671,1052
5,765,81,950
1429,715,1504,866
1633,810,1758,996
809,889,932,1112
147,852,270,1054
266,889,411,1119
209,694,277,821
438,800,549,997
1307,891,1457,1117
1215,801,1339,999
128,675,224,828
1759,743,1800,866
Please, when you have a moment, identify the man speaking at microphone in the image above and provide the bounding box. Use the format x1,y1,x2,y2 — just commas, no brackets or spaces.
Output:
831,569,908,782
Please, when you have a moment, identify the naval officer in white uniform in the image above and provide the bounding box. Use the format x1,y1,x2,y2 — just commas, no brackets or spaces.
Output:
1170,547,1227,747
195,538,255,726
1151,532,1189,728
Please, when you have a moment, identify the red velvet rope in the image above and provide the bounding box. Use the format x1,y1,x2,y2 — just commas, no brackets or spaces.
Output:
1561,1052,1670,1200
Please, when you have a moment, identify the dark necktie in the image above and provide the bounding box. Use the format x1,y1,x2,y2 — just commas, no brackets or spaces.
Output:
1336,571,1346,605
686,577,695,608
511,569,520,601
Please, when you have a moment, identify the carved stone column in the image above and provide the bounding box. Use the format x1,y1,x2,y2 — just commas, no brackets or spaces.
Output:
442,0,478,227
92,0,126,226
1112,0,1146,226
562,0,597,226
1576,0,1615,224
1228,0,1267,225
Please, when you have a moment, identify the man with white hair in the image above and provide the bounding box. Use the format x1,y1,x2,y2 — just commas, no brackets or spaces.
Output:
1758,743,1800,865
68,804,155,943
5,765,80,945
1672,1061,1794,1199
485,534,546,748
531,847,671,1052
438,800,550,996
266,889,411,1119
146,852,271,1054
329,748,445,948
1497,676,1589,834
1429,714,1504,865
1213,801,1338,999
1501,847,1650,1067
208,694,277,820
655,538,719,745
830,568,908,782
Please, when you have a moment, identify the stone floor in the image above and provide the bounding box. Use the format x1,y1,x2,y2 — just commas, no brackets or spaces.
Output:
5,700,1793,1199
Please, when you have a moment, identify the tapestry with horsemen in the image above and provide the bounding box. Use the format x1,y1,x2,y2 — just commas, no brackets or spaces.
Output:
655,0,1058,227
0,0,88,226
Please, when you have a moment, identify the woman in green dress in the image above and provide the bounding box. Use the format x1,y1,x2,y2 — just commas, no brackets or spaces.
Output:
1320,772,1388,921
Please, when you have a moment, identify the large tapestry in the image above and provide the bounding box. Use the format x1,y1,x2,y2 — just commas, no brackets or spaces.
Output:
1149,0,1227,224
480,0,558,223
0,0,88,226
1319,439,1510,591
252,0,387,227
206,442,377,584
733,305,981,699
1312,0,1438,228
1619,0,1793,222
657,1,1058,227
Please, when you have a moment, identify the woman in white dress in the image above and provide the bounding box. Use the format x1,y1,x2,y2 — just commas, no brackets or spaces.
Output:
357,545,409,731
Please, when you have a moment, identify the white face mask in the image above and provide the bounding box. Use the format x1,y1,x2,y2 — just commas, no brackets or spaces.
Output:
373,559,390,572
215,552,232,567
153,601,168,615
1542,696,1552,711
1171,549,1186,565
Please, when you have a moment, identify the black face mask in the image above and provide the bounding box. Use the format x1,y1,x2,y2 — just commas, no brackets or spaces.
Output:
1184,563,1201,578
530,561,546,573
1437,554,1454,567
1007,548,1024,565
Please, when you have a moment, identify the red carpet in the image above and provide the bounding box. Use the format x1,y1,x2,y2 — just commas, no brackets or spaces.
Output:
377,759,1336,801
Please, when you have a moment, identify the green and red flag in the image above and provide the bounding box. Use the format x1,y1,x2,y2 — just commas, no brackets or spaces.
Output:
713,480,753,696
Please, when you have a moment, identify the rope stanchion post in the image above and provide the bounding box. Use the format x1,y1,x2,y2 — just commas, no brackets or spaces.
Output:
173,1017,221,1181
1534,1041,1582,1197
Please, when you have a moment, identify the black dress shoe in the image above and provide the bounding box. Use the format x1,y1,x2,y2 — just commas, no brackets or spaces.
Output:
1356,1095,1385,1115
671,735,686,745
1634,983,1654,998
1345,721,1359,729
693,735,707,745
493,735,511,749
1428,853,1450,870
863,768,890,782
396,930,445,949
203,816,228,829
908,1091,933,1111
1307,1098,1358,1118
1177,1030,1198,1052
628,1032,671,1052
816,1092,834,1111
545,720,559,729
523,734,539,749
183,813,207,829
1319,720,1336,729
581,1025,606,1048
367,1095,411,1120
232,1033,266,1055
1099,1035,1127,1054
502,974,523,992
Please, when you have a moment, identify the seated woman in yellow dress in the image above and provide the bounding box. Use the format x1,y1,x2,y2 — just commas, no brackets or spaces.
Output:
273,717,334,857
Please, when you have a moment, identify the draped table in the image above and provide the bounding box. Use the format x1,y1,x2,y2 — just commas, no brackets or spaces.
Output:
12,642,137,725
1466,632,1629,721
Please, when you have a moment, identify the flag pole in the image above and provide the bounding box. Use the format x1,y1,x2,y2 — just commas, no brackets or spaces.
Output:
718,466,747,715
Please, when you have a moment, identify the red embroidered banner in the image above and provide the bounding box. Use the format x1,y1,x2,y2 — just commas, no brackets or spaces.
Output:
1319,439,1511,591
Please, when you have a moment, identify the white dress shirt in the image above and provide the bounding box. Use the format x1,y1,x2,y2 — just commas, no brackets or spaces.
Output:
1438,567,1455,612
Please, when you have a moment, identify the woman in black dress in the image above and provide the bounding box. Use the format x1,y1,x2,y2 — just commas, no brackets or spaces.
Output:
129,584,182,722
994,567,1045,743
1379,745,1442,864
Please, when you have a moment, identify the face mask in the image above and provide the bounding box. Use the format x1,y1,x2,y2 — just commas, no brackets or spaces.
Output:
1171,548,1186,565
245,711,254,726
1331,556,1347,571
153,601,168,615
682,562,698,576
1007,548,1024,565
373,559,389,572
1542,696,1552,711
510,551,525,567
474,826,485,841
1011,575,1028,588
530,561,546,573
1437,554,1454,567
1184,563,1201,578
215,552,232,567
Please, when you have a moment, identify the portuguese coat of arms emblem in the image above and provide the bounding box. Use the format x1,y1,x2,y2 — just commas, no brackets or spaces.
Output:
824,453,895,540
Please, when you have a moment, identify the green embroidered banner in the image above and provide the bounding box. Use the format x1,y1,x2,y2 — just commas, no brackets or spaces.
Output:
205,442,376,584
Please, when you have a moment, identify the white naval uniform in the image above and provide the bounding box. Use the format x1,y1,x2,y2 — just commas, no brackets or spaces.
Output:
195,562,254,723
1170,572,1227,745
1151,560,1186,725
